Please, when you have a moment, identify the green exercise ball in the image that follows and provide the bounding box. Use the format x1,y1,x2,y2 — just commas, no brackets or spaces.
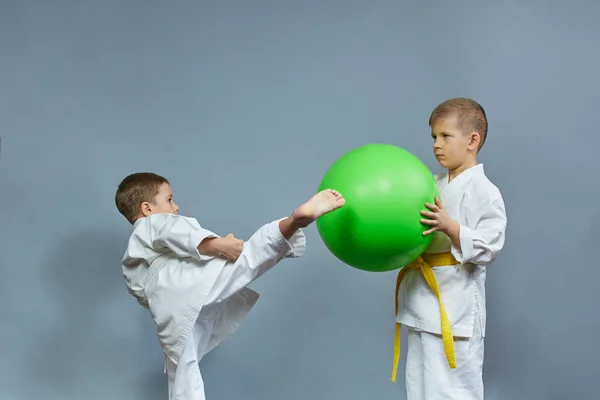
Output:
316,143,439,272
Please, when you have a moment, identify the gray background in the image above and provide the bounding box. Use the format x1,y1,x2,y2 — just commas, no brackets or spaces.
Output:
1,1,598,399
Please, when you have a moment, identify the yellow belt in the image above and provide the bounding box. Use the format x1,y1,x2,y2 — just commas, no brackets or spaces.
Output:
391,251,460,382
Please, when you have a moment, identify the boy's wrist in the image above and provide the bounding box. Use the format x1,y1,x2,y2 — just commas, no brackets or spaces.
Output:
197,237,221,254
445,220,461,250
450,220,460,237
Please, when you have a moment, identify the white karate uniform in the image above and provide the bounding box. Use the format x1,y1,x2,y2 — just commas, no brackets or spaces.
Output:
121,213,306,400
396,164,507,400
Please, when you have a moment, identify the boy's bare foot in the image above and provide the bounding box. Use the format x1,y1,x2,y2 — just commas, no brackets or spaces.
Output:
292,189,345,228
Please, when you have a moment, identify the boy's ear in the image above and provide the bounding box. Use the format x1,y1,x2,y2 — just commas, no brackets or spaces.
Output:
468,131,481,150
140,201,153,217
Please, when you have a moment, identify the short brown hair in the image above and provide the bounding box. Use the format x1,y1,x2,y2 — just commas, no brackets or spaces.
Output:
429,97,488,150
115,172,169,224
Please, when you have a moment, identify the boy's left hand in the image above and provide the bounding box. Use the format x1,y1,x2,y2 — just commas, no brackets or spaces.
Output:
420,197,459,236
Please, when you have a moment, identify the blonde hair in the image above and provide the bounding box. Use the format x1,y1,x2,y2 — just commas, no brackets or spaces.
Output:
429,97,488,150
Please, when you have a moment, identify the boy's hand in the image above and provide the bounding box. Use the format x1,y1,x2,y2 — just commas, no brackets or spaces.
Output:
420,197,460,237
198,234,244,261
215,234,244,261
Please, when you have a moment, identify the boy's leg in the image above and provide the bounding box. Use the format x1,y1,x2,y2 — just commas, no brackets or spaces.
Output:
405,327,425,400
278,189,345,239
166,335,206,400
420,321,485,400
205,189,345,305
166,315,216,400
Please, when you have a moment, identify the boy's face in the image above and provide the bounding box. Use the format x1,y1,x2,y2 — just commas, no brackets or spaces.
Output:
140,183,179,217
430,115,476,170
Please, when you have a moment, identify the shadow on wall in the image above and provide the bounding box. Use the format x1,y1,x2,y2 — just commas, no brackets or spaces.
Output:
22,229,168,400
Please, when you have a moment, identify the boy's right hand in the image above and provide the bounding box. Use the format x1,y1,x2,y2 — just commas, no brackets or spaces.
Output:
215,234,244,261
198,234,244,261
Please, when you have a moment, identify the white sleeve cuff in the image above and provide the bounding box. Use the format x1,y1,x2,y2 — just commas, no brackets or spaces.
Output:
188,229,220,262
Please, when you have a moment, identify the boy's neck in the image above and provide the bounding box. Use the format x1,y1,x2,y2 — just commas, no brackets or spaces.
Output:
447,159,477,182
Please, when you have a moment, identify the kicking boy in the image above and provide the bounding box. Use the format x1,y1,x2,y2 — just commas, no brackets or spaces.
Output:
115,172,345,400
393,98,507,399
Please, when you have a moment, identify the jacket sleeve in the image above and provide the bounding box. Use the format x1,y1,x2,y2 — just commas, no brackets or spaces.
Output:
148,214,220,262
451,194,507,265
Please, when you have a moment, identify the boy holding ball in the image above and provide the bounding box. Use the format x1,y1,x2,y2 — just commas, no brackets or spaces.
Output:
393,98,508,399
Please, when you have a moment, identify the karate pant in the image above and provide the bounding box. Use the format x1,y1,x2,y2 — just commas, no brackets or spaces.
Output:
166,308,215,400
165,219,302,400
405,315,484,400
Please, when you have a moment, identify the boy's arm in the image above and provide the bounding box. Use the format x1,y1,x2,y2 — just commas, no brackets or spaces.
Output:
451,196,507,265
443,221,462,251
148,214,222,262
197,234,244,261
